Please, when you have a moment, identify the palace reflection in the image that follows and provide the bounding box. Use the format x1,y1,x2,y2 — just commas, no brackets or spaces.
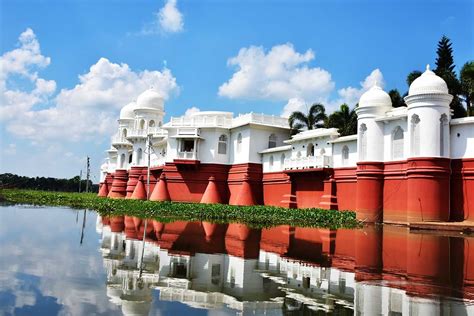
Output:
96,216,474,315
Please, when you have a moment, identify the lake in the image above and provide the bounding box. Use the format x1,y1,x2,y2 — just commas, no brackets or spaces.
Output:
0,204,473,315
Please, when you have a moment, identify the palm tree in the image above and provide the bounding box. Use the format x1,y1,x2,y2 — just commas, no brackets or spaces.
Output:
326,103,357,136
288,103,327,135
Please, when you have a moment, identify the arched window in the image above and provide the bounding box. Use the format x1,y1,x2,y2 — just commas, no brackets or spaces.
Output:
307,143,314,157
128,153,133,164
297,151,302,158
139,119,145,129
268,134,277,148
158,121,162,127
281,154,285,167
269,156,274,170
342,145,349,166
411,115,420,156
149,120,155,128
359,124,367,160
237,133,242,153
218,134,228,154
440,114,448,157
122,128,127,138
120,153,126,169
392,126,404,160
137,148,143,165
320,148,326,156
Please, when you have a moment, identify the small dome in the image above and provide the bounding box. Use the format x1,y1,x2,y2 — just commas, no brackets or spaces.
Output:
120,102,136,120
359,84,392,108
136,89,164,111
409,65,449,95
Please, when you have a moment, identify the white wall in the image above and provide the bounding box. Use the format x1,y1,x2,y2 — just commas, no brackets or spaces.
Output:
262,149,291,172
450,121,474,159
332,140,358,168
382,119,408,162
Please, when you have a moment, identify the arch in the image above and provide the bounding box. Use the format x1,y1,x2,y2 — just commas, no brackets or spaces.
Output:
122,128,127,138
269,155,274,170
128,153,133,164
139,119,145,129
158,121,162,127
268,133,277,148
410,114,420,156
137,148,143,165
440,114,448,157
342,145,349,166
149,120,155,128
218,134,228,154
281,153,286,167
392,126,404,160
320,148,326,156
359,123,367,160
120,153,126,169
307,143,314,157
237,133,242,153
297,151,302,158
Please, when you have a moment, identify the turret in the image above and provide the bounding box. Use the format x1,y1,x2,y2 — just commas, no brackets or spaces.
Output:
404,65,453,158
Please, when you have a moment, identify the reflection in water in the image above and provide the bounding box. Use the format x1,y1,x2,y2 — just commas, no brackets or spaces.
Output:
0,204,473,315
97,216,474,315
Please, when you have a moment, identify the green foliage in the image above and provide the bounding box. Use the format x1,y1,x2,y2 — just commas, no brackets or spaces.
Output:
388,89,406,108
0,189,361,229
460,61,474,116
326,104,357,136
0,173,97,192
406,71,422,87
288,103,327,135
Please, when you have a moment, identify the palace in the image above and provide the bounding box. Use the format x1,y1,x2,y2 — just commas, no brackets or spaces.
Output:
98,65,474,224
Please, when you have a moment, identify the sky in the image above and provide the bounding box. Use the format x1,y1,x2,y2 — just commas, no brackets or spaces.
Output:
1,0,473,181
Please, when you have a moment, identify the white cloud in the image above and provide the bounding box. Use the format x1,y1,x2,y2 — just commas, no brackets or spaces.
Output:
281,97,306,118
1,30,179,142
333,68,384,107
141,0,184,35
218,43,335,102
158,0,184,33
184,106,200,116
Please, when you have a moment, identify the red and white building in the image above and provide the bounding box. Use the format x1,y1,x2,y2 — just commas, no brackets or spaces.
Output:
98,65,474,224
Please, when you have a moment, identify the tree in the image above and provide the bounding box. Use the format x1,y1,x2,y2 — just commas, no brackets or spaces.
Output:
433,36,466,118
326,104,357,136
388,89,406,108
460,61,474,116
288,103,327,135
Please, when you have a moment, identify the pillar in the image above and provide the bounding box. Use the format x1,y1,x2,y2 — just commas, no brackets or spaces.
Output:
150,173,170,201
319,171,338,210
200,176,222,204
131,176,147,200
406,157,451,222
233,175,256,206
108,169,128,198
356,162,384,222
98,181,109,197
126,166,144,198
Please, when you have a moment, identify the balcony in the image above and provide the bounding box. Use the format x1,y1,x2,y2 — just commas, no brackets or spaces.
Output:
174,151,200,166
111,134,131,147
284,155,333,171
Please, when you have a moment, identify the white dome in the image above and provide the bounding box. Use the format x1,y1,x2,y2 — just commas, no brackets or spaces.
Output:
136,89,164,111
120,101,136,120
359,84,392,108
409,65,449,96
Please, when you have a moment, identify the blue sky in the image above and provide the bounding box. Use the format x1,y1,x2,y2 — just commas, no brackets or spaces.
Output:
1,0,473,180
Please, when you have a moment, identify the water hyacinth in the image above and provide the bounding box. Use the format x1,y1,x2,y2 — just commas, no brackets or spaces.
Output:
0,189,361,229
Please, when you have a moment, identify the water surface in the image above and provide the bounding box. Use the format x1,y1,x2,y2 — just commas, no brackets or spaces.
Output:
0,204,473,315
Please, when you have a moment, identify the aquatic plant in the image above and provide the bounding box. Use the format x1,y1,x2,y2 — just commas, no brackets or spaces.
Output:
0,189,361,229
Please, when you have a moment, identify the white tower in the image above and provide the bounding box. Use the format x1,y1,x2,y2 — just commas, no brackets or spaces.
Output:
404,65,453,158
356,84,393,161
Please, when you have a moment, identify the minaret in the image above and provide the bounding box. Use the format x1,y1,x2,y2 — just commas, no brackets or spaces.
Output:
355,83,393,222
404,64,453,222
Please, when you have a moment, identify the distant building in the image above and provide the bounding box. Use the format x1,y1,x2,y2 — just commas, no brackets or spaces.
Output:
99,65,474,223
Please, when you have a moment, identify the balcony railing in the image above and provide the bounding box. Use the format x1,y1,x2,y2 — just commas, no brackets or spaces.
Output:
170,116,233,127
284,155,333,170
232,113,289,128
169,112,289,129
127,127,167,139
177,151,197,160
111,134,130,145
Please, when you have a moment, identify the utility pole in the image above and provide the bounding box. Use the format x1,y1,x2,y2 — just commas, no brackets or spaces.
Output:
85,156,90,193
139,134,152,280
78,170,82,193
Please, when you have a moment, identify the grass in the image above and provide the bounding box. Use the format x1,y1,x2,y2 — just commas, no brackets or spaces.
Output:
0,189,361,229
